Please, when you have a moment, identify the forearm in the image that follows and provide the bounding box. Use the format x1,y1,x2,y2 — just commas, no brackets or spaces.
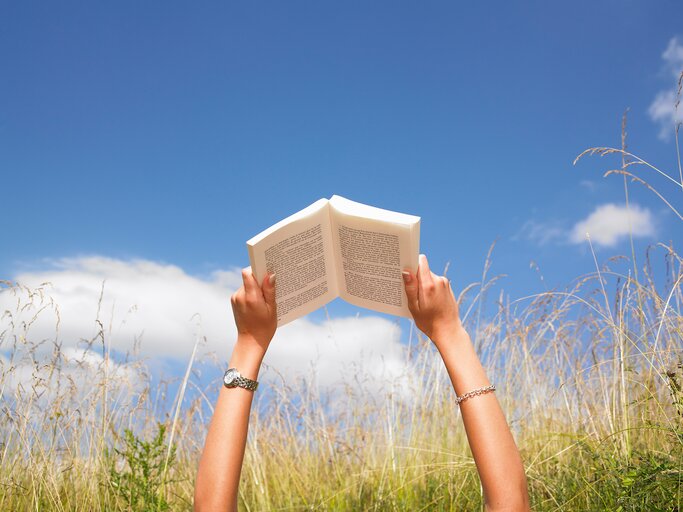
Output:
435,327,529,511
194,337,265,512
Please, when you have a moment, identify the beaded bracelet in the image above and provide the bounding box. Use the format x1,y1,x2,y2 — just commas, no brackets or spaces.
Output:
456,385,496,405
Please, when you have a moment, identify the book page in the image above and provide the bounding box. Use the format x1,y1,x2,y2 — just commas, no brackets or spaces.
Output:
329,196,420,317
247,199,338,326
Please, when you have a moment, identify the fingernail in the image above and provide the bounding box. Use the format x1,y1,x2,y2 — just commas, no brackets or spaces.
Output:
269,273,276,285
402,271,412,283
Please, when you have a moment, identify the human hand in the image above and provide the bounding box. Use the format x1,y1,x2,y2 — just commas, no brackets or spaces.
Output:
230,268,277,356
403,254,464,349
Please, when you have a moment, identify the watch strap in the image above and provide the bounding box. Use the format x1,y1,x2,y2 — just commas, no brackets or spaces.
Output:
231,374,259,391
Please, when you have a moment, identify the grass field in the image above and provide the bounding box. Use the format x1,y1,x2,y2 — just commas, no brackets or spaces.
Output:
1,135,682,510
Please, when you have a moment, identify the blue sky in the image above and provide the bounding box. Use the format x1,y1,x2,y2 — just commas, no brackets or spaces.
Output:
1,2,682,366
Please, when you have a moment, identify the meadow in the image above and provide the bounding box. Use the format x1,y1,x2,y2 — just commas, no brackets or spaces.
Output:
1,131,681,511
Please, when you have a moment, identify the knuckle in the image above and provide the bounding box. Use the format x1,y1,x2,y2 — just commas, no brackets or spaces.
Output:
231,289,246,304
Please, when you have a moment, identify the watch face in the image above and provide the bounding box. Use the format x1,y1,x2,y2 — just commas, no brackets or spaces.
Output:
224,368,239,387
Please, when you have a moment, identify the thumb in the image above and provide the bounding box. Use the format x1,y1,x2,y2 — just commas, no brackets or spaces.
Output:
261,272,277,308
402,270,419,315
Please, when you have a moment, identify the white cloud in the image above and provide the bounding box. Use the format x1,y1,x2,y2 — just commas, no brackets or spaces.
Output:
0,257,410,392
648,36,683,140
4,257,234,360
1,347,143,397
266,316,408,391
569,203,655,247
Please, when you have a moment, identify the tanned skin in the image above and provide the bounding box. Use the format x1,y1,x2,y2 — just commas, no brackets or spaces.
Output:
194,255,530,512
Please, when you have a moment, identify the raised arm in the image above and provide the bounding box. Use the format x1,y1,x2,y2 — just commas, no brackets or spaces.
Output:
403,255,530,512
194,269,277,512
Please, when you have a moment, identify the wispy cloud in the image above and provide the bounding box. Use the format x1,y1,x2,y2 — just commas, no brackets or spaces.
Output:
518,202,656,249
569,203,655,248
648,37,683,140
514,219,565,246
0,257,410,391
579,180,597,193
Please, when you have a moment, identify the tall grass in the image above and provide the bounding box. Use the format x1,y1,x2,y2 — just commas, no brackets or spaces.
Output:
1,126,682,510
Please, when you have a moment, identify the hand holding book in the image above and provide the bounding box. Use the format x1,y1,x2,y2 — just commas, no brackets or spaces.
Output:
402,254,464,349
246,195,420,325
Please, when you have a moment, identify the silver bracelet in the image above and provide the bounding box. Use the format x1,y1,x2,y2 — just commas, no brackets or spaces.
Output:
456,385,496,405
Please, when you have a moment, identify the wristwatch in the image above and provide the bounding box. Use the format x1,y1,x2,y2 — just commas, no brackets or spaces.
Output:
223,368,259,391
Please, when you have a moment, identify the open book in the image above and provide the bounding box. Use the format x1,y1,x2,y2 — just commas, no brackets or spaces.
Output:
247,195,420,325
